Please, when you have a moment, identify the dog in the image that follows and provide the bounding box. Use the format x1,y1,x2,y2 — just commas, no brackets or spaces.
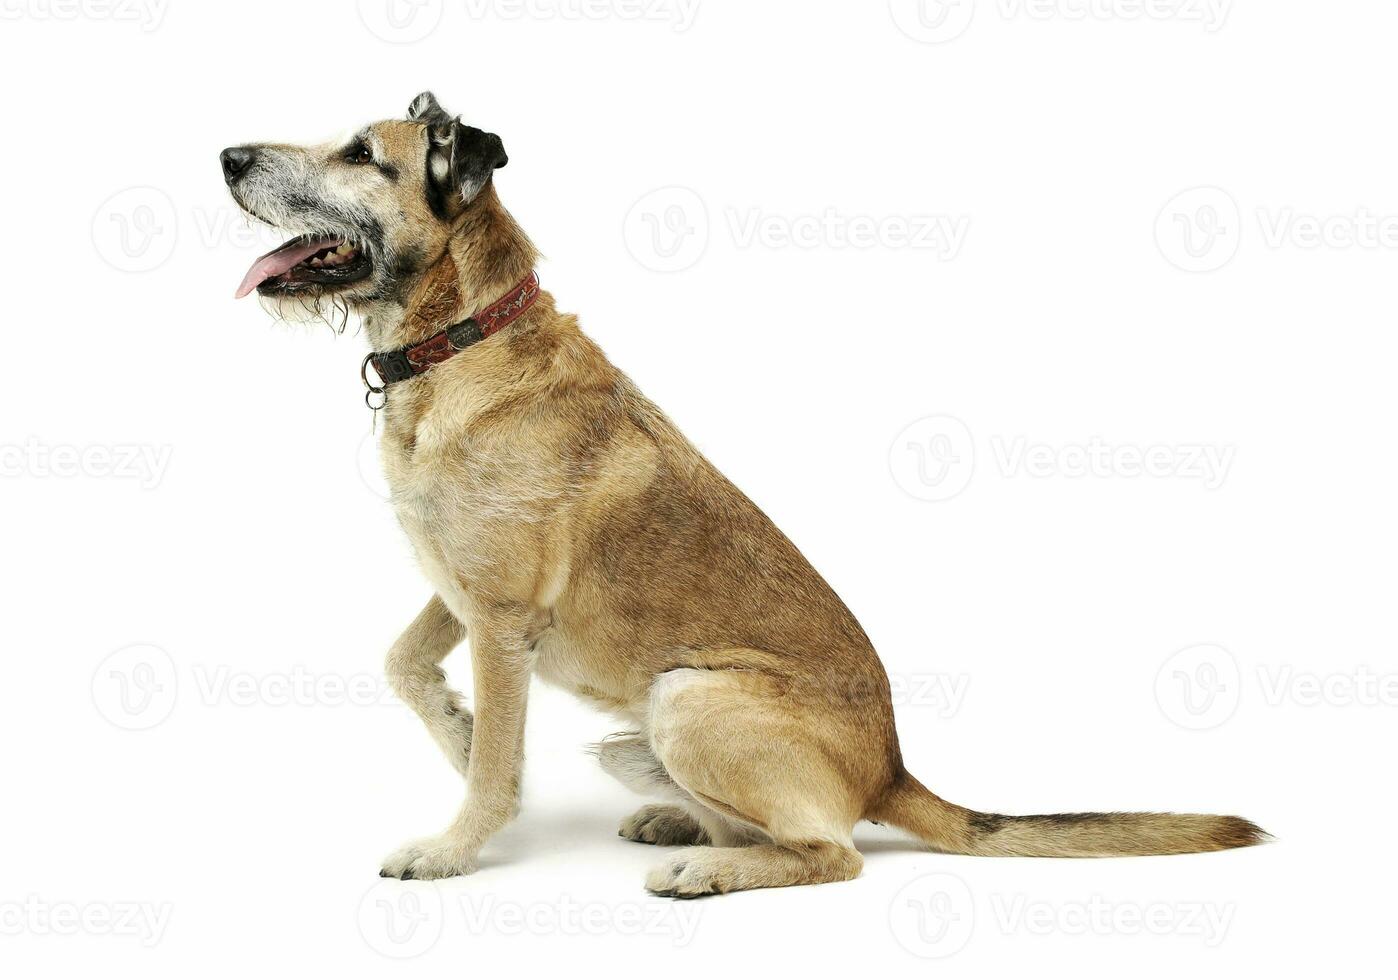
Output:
221,91,1265,896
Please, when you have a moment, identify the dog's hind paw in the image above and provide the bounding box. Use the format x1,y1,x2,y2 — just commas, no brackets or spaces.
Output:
619,805,710,846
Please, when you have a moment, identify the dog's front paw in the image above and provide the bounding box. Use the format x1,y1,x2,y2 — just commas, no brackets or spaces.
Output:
379,836,479,881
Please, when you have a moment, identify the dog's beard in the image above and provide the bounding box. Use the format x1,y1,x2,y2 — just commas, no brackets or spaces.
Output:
257,288,355,335
234,207,376,335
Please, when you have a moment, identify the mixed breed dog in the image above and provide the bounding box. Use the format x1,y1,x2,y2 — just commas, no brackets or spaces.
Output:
220,91,1264,897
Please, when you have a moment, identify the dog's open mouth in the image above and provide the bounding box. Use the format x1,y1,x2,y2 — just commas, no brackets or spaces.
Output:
234,235,371,299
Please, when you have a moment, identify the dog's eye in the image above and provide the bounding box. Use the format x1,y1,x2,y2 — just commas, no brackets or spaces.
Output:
348,143,373,165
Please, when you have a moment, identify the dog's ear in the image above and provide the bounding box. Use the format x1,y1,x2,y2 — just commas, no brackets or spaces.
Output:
449,123,509,197
425,118,509,217
407,90,452,127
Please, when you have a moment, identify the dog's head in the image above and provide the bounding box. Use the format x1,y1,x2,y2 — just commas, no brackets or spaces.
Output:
221,91,507,319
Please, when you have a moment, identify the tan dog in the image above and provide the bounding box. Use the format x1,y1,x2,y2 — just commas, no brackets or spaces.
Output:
221,91,1265,896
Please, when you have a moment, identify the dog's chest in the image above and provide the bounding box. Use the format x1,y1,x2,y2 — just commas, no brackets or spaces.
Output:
375,394,555,601
377,422,499,584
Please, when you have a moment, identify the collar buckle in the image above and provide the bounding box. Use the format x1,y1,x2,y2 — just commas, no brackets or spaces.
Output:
373,350,414,384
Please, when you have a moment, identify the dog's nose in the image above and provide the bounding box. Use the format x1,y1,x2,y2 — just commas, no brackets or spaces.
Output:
220,146,256,184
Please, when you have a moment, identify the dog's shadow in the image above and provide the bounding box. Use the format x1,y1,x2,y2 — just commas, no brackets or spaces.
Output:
473,806,625,870
476,806,920,872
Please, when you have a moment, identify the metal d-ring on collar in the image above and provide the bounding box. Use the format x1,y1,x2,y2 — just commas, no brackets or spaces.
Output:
360,353,387,412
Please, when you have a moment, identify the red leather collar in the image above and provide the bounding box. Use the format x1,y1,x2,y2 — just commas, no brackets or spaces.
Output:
362,270,540,405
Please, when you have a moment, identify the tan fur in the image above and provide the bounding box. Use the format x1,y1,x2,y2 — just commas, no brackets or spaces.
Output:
231,98,1266,895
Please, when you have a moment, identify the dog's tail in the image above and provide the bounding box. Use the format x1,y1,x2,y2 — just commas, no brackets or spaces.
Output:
867,771,1267,857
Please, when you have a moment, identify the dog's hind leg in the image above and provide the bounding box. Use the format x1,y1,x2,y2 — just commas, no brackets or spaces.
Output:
385,595,472,777
595,732,675,795
596,733,751,847
642,667,867,897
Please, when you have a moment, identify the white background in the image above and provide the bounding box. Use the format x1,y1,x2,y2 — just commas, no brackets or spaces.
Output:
1,0,1393,975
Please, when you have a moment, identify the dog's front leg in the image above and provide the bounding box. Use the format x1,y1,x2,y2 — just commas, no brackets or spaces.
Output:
380,604,536,880
386,595,472,777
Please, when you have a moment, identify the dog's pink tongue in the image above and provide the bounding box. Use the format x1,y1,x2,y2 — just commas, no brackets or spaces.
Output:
234,237,336,299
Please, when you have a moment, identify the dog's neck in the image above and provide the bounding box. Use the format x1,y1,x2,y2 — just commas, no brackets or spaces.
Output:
364,185,539,352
